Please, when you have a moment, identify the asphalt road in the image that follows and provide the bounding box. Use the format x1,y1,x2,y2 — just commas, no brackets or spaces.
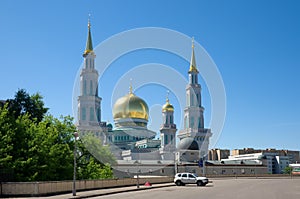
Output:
95,178,300,199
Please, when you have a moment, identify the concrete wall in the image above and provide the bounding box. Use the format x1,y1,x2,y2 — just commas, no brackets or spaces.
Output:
205,165,268,175
0,177,173,197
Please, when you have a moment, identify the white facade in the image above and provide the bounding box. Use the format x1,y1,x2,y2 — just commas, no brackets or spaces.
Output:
225,152,291,174
178,41,212,158
159,98,177,160
76,22,212,168
77,21,108,141
275,156,290,174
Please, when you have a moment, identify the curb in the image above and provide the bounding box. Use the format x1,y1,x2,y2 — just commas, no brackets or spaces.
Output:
68,183,175,199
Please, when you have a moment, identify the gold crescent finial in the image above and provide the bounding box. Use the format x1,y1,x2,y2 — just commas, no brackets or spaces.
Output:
192,37,195,49
166,90,170,103
88,14,91,29
129,78,133,94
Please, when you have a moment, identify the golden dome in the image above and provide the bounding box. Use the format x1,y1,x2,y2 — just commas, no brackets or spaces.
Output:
113,93,149,121
162,99,174,112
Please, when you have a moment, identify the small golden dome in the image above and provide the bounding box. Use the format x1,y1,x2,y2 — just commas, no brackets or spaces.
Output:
113,93,149,121
162,99,174,112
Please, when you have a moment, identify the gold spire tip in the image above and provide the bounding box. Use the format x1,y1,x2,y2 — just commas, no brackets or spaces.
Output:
166,90,170,103
129,78,133,94
88,14,91,29
192,37,195,49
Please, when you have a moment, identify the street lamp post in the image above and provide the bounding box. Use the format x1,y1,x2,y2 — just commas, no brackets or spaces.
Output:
137,169,140,189
134,160,140,189
72,132,78,196
203,155,207,176
174,152,178,174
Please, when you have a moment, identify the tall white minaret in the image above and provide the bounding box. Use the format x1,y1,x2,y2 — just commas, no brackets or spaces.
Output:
178,38,212,158
77,18,105,138
160,92,177,160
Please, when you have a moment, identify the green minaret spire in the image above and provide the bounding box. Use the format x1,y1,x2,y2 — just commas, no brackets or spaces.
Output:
83,16,93,56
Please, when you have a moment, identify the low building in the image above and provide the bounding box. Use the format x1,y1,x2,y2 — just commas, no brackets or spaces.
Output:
205,160,267,175
226,150,297,174
231,148,262,156
208,148,230,161
231,148,300,163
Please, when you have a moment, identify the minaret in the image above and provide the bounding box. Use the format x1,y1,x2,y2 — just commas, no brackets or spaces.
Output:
160,92,177,160
178,38,212,158
77,18,106,138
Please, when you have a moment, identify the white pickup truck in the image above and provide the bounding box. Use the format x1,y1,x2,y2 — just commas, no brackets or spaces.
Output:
174,172,209,186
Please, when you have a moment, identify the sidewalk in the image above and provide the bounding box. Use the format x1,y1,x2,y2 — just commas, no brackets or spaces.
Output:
10,183,175,199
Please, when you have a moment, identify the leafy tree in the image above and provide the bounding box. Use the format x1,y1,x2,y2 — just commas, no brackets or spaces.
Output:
0,105,75,181
7,89,48,122
0,104,15,181
77,157,113,180
76,134,116,180
0,104,35,181
26,115,76,181
0,89,115,181
283,166,293,174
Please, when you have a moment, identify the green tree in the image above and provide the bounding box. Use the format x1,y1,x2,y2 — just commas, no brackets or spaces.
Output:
77,134,116,180
77,157,113,180
26,115,76,181
0,104,35,181
0,104,15,181
283,166,293,174
0,105,76,181
7,89,48,122
0,89,116,181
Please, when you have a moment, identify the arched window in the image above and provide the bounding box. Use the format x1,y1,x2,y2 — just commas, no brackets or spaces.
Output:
97,108,101,122
198,117,201,128
90,107,94,121
191,117,194,128
83,80,87,95
81,107,86,121
165,135,168,145
96,85,98,96
90,80,93,95
186,94,189,106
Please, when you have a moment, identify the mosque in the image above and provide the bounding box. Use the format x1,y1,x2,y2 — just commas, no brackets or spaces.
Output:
76,20,212,174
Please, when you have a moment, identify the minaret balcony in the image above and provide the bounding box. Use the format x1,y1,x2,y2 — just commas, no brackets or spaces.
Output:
160,124,177,129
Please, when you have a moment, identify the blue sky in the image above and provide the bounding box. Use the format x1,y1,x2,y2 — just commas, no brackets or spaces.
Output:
0,0,299,151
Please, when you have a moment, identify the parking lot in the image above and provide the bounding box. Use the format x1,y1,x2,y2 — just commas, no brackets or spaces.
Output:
98,178,300,199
